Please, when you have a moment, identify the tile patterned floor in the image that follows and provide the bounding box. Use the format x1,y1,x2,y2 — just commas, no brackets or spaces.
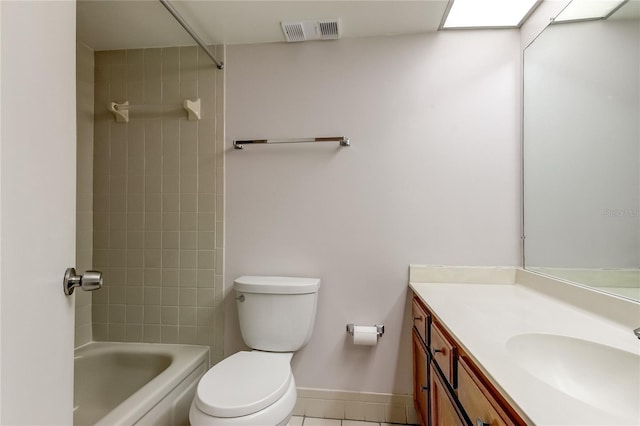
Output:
289,416,411,426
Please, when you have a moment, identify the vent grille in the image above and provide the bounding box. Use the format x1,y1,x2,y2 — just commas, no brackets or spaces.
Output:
281,19,341,42
319,20,340,39
281,22,306,42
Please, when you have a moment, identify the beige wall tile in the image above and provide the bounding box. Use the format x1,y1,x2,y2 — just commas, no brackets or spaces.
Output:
143,325,161,343
163,212,180,231
126,305,143,324
180,288,197,307
126,324,143,342
144,250,161,268
162,287,179,305
197,288,214,307
161,306,179,325
162,47,180,105
179,307,197,326
144,306,161,324
162,231,180,249
162,174,180,193
198,231,215,250
180,268,197,286
126,49,144,104
144,287,161,305
180,193,197,212
179,326,197,344
127,268,144,285
126,286,144,304
92,303,108,323
344,401,365,421
363,403,385,422
324,400,345,420
385,403,406,424
162,268,179,287
144,49,162,105
181,174,198,193
144,268,162,286
127,231,144,249
304,399,325,418
162,325,179,343
93,323,109,341
197,250,215,269
90,45,224,354
197,269,214,288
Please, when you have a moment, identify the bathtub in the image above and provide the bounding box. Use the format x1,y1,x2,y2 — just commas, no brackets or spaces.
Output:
74,342,209,426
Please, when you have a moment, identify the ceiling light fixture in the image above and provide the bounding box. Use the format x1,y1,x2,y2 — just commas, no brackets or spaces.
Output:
441,0,541,29
553,0,628,23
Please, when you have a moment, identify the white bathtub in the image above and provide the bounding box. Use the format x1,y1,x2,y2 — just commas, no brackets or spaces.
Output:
74,342,209,426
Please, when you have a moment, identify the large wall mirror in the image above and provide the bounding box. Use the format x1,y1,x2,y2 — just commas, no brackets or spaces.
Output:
524,0,640,301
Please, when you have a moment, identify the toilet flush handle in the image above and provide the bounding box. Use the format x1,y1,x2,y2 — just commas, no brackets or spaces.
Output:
235,294,245,302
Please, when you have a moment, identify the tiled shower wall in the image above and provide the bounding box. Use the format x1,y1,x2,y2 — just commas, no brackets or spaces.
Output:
92,46,225,362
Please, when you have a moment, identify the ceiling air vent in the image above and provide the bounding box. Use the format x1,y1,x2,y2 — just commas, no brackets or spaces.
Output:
281,22,306,42
281,19,341,42
318,20,340,40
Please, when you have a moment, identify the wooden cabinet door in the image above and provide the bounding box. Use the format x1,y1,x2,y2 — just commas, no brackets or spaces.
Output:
412,299,429,344
458,357,522,426
431,321,457,386
413,330,429,426
430,364,466,426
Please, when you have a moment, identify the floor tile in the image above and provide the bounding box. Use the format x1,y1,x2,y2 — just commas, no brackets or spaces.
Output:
302,417,342,426
289,416,304,426
344,420,381,426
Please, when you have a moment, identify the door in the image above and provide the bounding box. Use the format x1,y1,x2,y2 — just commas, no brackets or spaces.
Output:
429,364,465,426
1,1,77,423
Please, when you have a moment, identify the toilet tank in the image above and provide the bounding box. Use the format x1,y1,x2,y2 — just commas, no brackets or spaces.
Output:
234,276,320,352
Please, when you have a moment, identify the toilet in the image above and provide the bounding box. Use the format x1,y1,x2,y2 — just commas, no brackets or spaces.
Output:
189,276,321,426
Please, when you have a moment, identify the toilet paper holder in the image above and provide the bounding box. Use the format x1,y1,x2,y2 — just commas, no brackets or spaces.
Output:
346,324,385,337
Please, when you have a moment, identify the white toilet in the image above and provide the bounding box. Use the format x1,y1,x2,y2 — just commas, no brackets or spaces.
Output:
189,275,321,426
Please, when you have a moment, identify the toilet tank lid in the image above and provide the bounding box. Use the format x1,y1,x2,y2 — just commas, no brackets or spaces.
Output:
234,276,320,294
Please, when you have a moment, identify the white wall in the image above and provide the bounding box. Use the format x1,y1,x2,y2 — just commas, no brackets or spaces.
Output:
520,0,571,50
1,1,76,423
524,17,640,268
225,31,521,394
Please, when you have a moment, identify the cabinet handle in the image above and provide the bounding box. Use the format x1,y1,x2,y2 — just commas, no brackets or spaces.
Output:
476,418,490,426
413,316,423,322
420,385,429,392
432,347,444,355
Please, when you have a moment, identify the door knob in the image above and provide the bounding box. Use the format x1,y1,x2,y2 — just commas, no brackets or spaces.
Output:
63,268,102,295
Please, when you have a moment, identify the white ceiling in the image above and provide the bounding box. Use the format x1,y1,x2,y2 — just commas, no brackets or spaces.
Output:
77,0,450,50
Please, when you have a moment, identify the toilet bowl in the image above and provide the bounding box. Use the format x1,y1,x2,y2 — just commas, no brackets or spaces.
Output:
189,352,296,426
189,276,320,426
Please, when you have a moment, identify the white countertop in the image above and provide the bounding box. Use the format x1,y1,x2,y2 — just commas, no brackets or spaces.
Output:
409,267,640,426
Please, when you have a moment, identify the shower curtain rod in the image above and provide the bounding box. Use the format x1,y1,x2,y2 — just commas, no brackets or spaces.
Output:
158,0,224,70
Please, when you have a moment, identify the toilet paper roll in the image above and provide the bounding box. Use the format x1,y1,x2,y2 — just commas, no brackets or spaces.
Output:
352,325,378,346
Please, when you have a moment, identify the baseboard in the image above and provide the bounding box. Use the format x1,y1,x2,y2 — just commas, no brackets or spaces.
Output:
294,388,418,424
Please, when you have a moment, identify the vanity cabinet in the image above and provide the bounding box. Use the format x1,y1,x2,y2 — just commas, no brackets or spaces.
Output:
411,293,526,426
412,300,430,425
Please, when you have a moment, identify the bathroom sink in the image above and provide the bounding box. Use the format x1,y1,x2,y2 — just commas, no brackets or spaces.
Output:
506,333,640,420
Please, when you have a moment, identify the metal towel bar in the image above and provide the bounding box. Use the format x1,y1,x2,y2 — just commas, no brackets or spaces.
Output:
233,136,350,150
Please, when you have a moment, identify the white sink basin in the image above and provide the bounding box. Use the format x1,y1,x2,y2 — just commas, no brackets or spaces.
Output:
506,333,640,420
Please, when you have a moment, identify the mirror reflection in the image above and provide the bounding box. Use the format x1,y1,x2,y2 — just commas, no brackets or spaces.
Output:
523,0,640,301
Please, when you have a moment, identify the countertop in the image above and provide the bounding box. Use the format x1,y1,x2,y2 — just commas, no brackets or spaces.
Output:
409,266,640,426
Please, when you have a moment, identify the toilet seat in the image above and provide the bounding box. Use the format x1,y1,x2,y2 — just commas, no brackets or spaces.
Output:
195,351,293,418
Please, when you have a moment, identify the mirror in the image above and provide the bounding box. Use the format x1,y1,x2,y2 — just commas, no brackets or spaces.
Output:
523,0,640,301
